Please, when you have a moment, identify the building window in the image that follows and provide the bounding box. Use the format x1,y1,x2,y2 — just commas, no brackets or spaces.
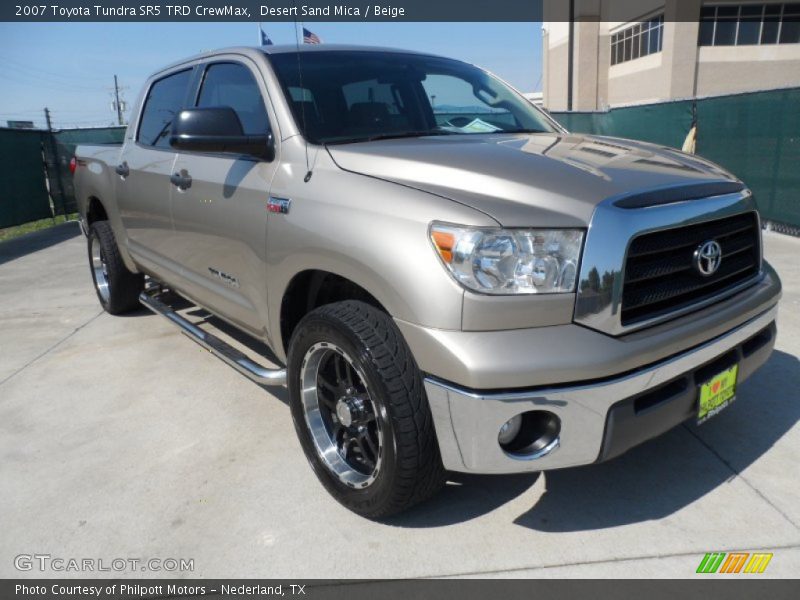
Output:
700,3,800,46
611,15,665,66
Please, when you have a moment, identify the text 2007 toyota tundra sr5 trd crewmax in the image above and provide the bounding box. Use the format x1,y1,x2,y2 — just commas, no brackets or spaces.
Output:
73,46,781,518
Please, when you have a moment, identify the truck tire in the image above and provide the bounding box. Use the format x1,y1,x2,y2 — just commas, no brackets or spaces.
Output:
287,300,445,518
87,220,144,315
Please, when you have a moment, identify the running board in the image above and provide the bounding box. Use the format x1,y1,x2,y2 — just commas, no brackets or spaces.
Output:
139,291,287,387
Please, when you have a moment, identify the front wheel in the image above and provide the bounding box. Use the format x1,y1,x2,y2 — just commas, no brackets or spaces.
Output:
88,221,143,314
287,301,444,518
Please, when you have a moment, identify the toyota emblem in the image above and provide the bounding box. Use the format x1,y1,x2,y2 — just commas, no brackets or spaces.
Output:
693,240,723,277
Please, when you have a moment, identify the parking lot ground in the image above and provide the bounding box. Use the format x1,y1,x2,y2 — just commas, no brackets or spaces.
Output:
1,224,799,579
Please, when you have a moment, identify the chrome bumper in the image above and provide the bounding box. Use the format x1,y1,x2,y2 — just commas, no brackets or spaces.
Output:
424,304,778,474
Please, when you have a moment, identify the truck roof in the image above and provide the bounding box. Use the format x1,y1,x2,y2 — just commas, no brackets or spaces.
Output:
261,43,435,56
155,44,441,77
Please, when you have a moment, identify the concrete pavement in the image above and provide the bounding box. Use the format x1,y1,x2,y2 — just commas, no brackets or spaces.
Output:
1,223,799,578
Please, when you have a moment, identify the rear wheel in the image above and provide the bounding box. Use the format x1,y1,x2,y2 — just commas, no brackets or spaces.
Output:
287,301,445,518
88,221,143,314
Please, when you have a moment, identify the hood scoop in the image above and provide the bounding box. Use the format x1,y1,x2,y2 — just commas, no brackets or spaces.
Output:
613,181,746,209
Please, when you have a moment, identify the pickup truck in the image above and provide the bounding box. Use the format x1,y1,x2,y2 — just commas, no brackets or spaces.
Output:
74,45,781,518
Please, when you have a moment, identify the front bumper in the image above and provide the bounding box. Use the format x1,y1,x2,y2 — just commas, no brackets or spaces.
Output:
424,305,777,474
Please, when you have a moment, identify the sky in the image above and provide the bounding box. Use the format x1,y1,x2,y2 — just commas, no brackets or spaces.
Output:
0,22,542,129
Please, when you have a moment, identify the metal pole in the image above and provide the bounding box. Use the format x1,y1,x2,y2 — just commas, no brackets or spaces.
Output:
113,75,124,125
568,0,575,111
44,107,67,217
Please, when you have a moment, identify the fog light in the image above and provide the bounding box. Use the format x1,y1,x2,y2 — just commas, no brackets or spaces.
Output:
498,415,523,445
499,410,561,459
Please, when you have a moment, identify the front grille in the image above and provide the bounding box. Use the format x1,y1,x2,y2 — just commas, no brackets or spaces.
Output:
621,212,760,325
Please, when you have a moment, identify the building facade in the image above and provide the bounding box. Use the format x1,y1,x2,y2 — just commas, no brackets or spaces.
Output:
543,0,800,111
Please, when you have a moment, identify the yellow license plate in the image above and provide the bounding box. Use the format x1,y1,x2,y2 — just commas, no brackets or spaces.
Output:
698,364,739,424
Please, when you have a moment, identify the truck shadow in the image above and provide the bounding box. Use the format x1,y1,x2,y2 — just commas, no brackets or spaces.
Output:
182,306,290,404
129,293,290,404
384,472,541,527
0,221,81,265
513,349,800,532
389,349,799,529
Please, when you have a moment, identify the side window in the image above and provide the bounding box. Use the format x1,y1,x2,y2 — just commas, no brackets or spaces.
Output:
137,69,192,148
196,63,270,135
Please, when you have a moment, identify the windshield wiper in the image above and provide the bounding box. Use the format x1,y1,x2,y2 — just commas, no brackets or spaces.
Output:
327,130,460,145
501,129,548,134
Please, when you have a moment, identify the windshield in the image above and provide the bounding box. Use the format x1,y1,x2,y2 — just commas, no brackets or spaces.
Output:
267,50,557,145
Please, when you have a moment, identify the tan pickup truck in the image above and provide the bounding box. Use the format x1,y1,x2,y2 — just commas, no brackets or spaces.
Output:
74,45,781,518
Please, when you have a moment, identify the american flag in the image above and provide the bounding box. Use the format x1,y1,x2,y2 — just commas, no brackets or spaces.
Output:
303,27,322,44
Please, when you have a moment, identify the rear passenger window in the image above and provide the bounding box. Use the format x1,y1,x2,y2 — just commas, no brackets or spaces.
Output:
137,69,192,148
196,63,270,135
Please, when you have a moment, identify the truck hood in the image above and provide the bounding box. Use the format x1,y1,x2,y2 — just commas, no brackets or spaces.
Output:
326,133,740,227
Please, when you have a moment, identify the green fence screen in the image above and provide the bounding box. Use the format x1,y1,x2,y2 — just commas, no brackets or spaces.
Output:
2,95,798,230
0,126,125,228
552,87,800,229
0,128,51,228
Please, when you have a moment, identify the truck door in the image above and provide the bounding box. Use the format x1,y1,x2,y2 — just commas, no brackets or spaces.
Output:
116,67,194,282
168,59,280,338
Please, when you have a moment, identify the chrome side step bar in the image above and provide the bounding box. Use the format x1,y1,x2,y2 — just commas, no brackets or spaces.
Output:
139,291,287,387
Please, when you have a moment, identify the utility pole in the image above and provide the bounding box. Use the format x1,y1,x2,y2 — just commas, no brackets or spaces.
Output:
43,107,67,217
567,0,575,111
113,75,124,125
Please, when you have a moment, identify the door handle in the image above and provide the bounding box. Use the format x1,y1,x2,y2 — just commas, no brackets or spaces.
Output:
115,162,129,177
170,171,192,190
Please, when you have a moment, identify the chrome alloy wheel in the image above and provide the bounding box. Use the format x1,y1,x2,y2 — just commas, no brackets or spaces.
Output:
300,342,384,488
90,234,110,302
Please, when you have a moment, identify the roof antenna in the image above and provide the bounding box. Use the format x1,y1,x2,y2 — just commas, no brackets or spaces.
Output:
291,1,312,182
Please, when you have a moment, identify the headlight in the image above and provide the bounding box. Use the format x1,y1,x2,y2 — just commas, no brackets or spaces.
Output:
430,223,584,294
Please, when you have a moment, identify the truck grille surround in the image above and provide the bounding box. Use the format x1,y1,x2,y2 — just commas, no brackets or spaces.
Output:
621,212,761,325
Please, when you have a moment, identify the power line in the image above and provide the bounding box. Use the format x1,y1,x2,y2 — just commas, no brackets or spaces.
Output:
0,69,102,93
0,108,109,115
0,62,105,92
0,54,109,83
0,107,125,126
0,63,101,87
0,109,44,115
0,109,107,115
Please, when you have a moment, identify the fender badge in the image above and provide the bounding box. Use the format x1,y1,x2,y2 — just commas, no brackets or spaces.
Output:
267,197,291,214
208,267,240,288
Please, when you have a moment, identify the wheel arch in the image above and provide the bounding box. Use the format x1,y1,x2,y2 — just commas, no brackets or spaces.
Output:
86,196,109,225
83,195,139,274
279,269,389,357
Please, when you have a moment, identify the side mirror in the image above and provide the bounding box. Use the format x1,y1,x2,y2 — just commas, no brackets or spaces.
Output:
169,107,275,161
